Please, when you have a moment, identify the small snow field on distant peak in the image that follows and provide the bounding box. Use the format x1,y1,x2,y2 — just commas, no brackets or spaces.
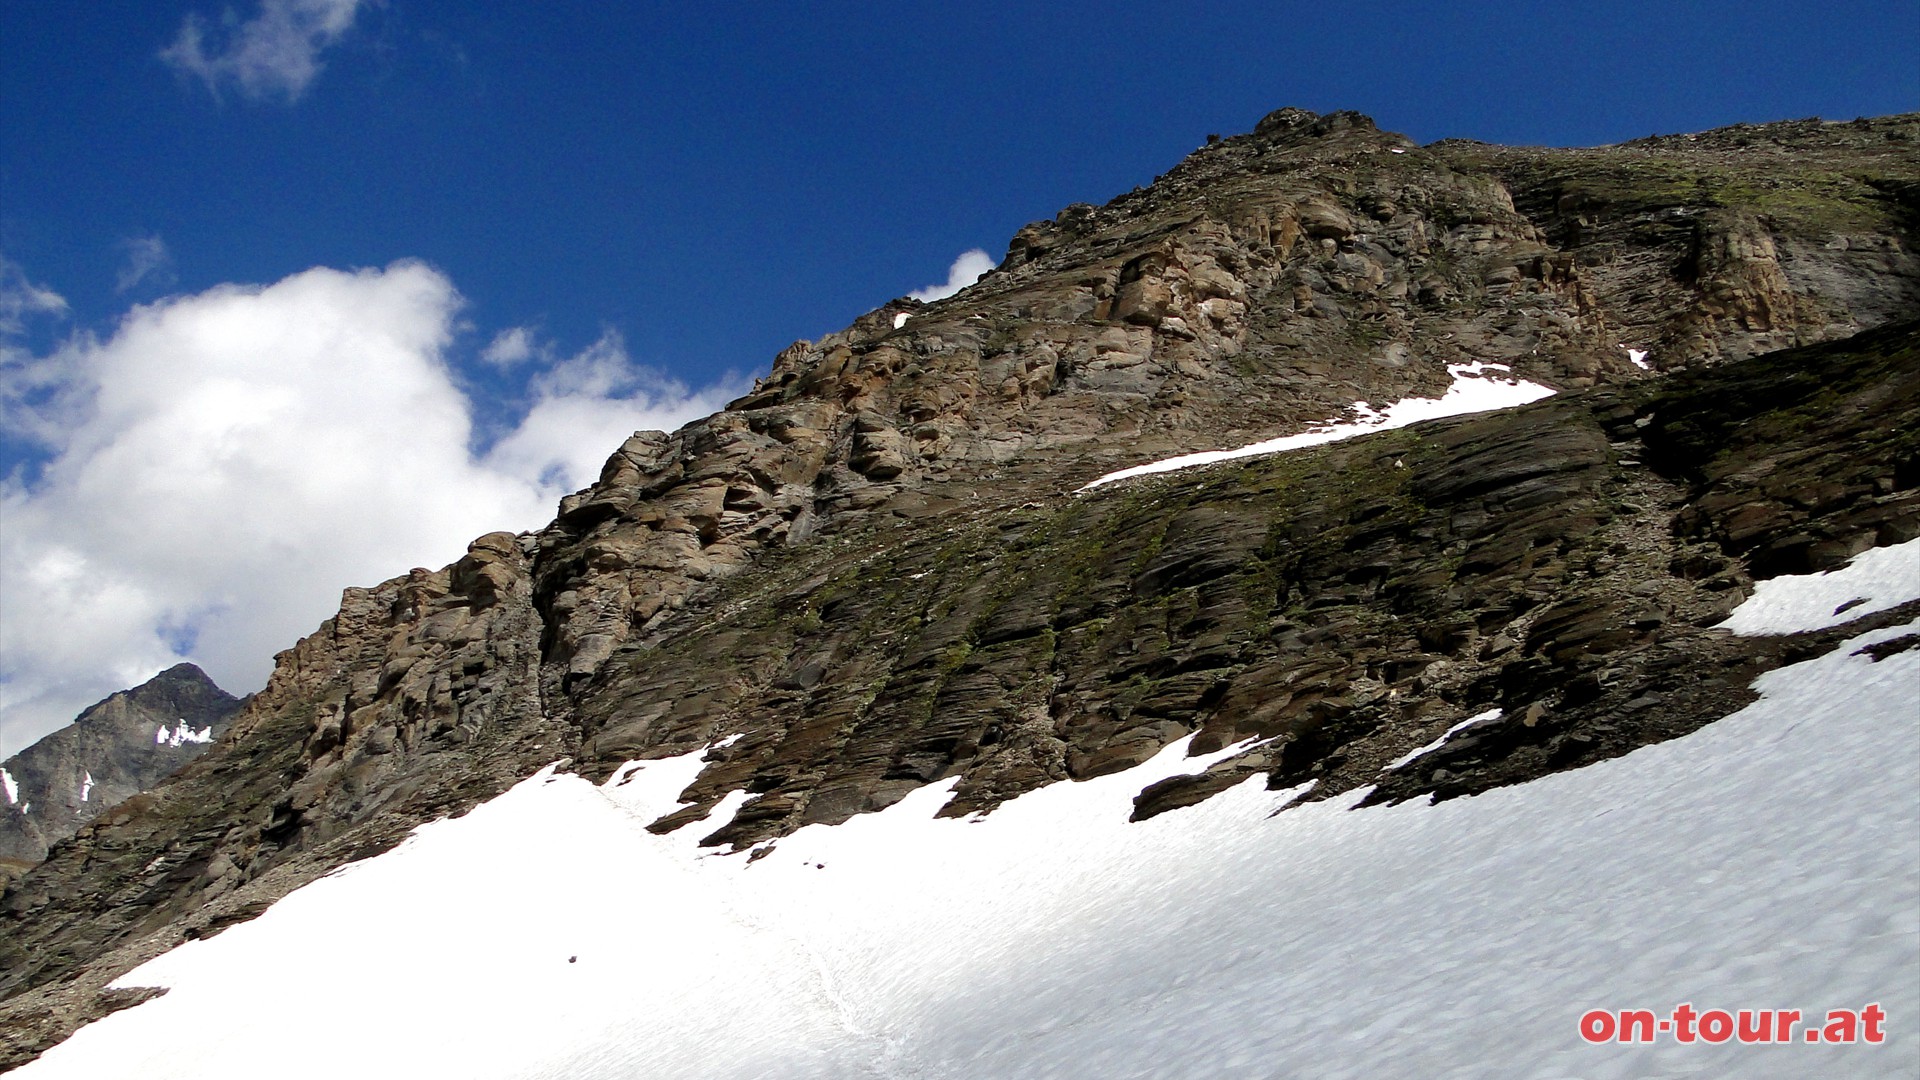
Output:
153,724,212,748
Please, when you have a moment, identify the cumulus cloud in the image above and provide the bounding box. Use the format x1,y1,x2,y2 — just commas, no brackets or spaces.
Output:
482,328,738,493
161,0,367,102
479,325,538,367
908,248,995,303
0,261,733,756
116,234,175,294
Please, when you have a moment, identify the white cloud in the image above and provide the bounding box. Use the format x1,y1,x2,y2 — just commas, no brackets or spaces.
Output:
483,328,739,493
479,325,538,367
908,249,995,303
161,0,367,103
0,255,68,335
116,234,175,294
0,261,732,756
0,255,75,450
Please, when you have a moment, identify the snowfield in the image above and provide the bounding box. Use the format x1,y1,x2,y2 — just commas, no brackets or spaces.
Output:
16,549,1919,1079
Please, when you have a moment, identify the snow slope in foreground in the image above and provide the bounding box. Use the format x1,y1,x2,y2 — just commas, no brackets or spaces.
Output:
19,547,1920,1079
1080,361,1555,490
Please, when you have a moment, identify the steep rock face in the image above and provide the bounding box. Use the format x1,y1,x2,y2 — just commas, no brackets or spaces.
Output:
0,665,241,879
2,109,1917,1067
567,321,1919,840
533,109,1916,697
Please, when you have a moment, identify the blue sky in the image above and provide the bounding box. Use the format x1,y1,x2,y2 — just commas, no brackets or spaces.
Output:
7,2,1915,399
0,0,1915,752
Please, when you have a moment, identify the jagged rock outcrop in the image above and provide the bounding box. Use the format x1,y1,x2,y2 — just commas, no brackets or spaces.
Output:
3,108,1916,1068
0,665,241,882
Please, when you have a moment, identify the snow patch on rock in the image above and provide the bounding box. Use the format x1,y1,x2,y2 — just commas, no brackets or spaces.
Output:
1383,708,1503,771
155,723,213,748
1080,360,1555,490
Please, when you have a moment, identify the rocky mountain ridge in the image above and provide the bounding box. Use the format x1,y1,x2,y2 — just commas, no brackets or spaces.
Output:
2,107,1916,1066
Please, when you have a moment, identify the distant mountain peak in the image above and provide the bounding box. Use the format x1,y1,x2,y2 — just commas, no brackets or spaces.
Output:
2,666,243,873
